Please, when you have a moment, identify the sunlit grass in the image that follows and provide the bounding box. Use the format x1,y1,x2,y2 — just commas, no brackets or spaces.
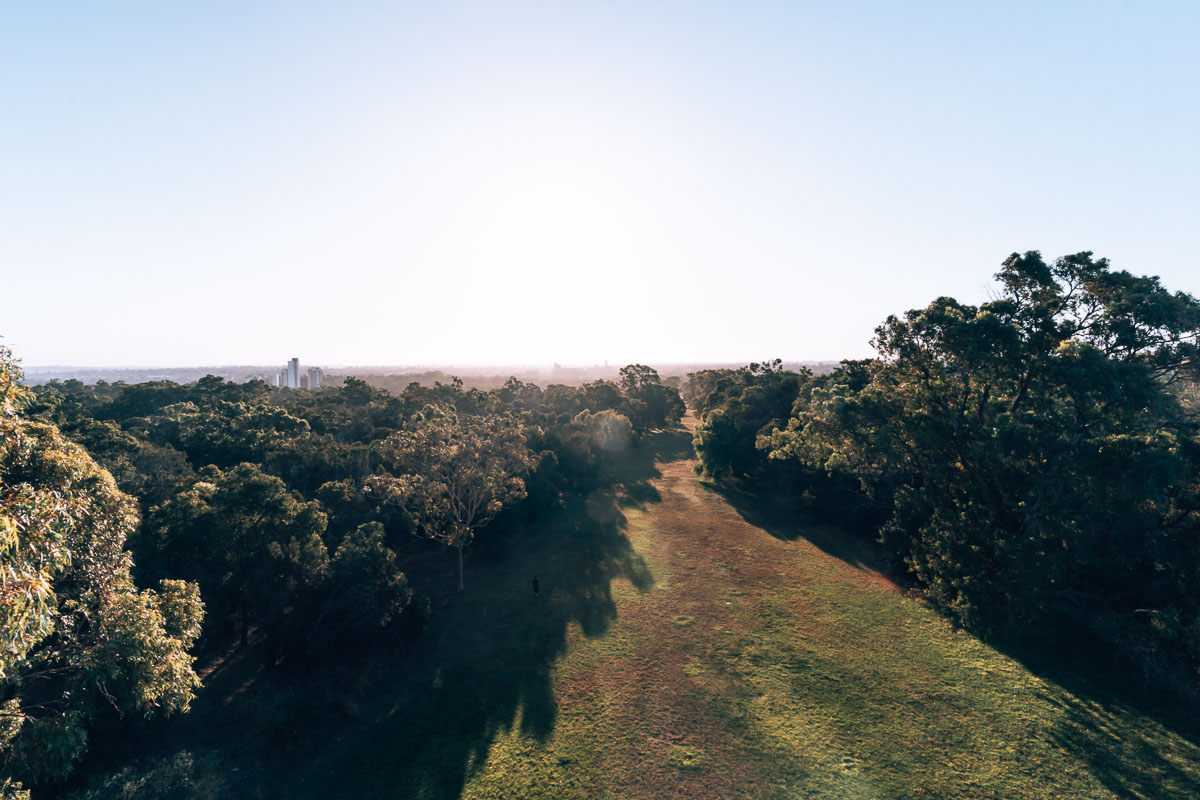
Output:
442,428,1200,800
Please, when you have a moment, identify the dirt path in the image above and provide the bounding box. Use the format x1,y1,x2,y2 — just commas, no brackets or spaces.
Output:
466,415,910,799
453,414,1200,800
582,413,901,798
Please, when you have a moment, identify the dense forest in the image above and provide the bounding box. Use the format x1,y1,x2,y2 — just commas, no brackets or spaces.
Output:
0,354,683,797
3,251,1200,797
690,252,1200,693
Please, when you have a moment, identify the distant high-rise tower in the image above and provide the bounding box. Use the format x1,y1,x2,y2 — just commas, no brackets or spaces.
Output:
307,366,323,389
285,358,300,389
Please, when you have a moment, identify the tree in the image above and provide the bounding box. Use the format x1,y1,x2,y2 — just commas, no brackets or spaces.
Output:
0,346,203,789
308,522,412,649
618,364,661,394
618,365,685,432
138,400,310,468
341,376,378,406
692,361,807,479
580,380,625,414
574,409,634,454
768,252,1200,639
139,464,328,646
496,376,543,412
366,409,530,591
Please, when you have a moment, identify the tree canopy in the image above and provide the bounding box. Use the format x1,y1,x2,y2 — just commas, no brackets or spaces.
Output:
0,347,203,792
759,252,1200,678
367,410,530,591
3,358,686,793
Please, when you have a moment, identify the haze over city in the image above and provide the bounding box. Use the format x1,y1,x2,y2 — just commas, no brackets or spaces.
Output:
5,1,1199,367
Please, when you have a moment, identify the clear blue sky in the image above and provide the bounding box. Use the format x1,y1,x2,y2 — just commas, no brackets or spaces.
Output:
3,1,1198,367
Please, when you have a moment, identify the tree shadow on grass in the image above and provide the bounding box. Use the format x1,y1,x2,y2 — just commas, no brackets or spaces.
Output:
995,622,1200,799
56,429,686,800
701,476,1200,797
609,426,694,502
1040,689,1200,800
258,430,684,800
699,478,889,576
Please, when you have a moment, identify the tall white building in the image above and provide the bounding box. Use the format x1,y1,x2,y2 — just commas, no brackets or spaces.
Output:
283,357,300,389
272,358,322,389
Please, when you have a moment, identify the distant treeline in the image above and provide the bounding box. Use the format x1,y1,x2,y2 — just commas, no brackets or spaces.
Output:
686,251,1200,698
326,362,837,395
25,362,837,389
0,358,684,794
324,370,686,394
323,371,552,393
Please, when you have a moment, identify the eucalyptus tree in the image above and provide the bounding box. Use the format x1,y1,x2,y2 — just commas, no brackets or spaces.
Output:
0,346,203,792
367,408,530,591
766,252,1200,642
140,463,328,646
692,360,808,479
618,364,686,432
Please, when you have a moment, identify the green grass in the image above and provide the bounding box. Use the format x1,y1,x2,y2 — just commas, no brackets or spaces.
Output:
667,746,707,770
70,419,1200,799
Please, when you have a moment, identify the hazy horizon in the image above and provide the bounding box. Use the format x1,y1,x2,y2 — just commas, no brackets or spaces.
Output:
20,357,839,374
5,1,1199,366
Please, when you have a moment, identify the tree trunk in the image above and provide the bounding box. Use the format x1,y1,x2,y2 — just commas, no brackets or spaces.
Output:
457,539,465,592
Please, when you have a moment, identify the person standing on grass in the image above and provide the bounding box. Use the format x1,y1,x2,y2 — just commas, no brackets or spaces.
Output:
532,574,540,597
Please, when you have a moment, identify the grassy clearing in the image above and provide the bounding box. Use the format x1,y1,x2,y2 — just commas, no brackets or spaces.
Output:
427,417,1200,800
66,417,1200,799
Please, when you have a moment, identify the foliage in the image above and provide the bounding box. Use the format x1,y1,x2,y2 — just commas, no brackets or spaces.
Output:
137,400,310,468
310,522,412,647
689,360,808,479
573,409,634,455
139,464,328,647
11,358,684,790
619,364,685,432
275,418,1200,800
367,410,531,591
0,346,202,788
766,252,1200,670
16,352,1200,798
65,750,231,800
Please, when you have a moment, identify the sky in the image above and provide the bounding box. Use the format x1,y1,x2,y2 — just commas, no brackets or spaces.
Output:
3,1,1199,368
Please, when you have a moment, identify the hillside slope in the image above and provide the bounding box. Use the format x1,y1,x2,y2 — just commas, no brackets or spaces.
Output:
67,415,1200,800
281,413,1200,799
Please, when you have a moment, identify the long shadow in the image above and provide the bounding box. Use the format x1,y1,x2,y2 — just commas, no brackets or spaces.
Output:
636,425,697,464
257,428,684,800
700,477,890,575
51,429,684,799
708,475,1200,796
994,622,1200,799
